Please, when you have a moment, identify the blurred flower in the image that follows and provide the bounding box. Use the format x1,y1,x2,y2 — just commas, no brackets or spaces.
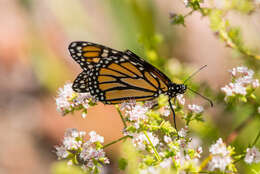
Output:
183,0,190,7
258,107,260,114
196,146,203,158
208,138,233,171
252,79,260,89
127,104,148,122
131,132,159,150
222,66,259,101
56,83,96,117
245,146,260,164
159,105,171,117
188,104,204,114
55,128,109,173
177,94,185,105
163,135,172,143
159,158,172,168
55,146,69,159
120,100,136,111
229,66,254,78
89,131,104,143
178,126,188,138
221,82,247,97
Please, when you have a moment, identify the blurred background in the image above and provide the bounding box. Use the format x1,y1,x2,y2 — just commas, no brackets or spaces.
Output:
0,0,260,174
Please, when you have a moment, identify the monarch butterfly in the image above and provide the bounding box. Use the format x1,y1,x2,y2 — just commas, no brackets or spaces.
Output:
69,41,212,129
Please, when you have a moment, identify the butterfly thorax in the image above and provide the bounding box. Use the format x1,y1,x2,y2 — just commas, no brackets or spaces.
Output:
166,83,187,98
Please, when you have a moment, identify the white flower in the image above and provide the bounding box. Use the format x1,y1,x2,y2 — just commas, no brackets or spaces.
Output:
229,66,254,79
125,104,148,122
56,83,75,115
89,131,104,143
258,107,260,114
63,136,82,150
208,155,232,171
55,146,69,159
221,83,234,97
164,135,172,143
177,94,185,105
160,158,172,168
80,146,109,166
196,146,203,158
188,104,204,114
183,0,189,7
252,79,259,88
139,166,160,174
132,132,159,150
208,138,232,171
120,100,136,111
160,106,171,117
178,126,188,138
222,66,259,100
245,146,260,164
56,83,96,116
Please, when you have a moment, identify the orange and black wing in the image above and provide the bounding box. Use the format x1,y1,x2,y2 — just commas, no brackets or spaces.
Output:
69,42,172,104
68,41,121,71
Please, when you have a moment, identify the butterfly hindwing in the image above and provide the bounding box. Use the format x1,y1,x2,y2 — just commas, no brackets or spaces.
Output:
72,71,89,93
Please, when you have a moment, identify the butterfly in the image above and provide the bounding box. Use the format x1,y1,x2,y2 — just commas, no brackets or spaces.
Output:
68,41,212,129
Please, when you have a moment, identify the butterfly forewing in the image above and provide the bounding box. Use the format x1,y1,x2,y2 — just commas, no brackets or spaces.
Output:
68,41,121,71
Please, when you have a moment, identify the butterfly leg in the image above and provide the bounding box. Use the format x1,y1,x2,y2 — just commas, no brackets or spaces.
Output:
168,98,178,131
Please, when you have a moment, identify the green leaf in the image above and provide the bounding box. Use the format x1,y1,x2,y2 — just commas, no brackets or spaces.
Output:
118,158,128,170
170,14,185,26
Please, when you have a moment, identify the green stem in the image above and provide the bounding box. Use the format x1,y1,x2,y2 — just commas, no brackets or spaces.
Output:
103,135,131,149
184,10,195,18
144,131,161,161
252,129,260,147
115,105,127,129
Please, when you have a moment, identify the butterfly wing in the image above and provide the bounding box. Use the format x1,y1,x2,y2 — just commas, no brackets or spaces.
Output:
86,52,171,104
124,50,171,91
72,71,89,93
69,42,173,104
68,41,121,70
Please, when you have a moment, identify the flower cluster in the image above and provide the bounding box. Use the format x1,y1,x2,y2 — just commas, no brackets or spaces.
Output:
208,138,234,172
55,128,109,173
221,66,259,102
244,146,260,164
56,83,97,118
188,104,204,114
183,104,204,125
119,96,204,173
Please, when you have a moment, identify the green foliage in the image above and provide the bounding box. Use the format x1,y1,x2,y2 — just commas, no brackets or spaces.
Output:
118,158,128,170
170,14,185,26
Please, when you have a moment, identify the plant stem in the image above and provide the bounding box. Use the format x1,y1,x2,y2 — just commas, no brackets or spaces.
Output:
115,105,127,129
199,155,212,172
103,135,131,149
225,115,253,144
184,10,195,17
144,131,161,161
252,129,260,146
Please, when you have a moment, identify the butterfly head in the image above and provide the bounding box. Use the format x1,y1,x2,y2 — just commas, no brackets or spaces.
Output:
167,83,187,97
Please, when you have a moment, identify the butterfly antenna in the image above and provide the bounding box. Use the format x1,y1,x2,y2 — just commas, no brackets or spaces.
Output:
183,65,207,84
187,87,213,107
